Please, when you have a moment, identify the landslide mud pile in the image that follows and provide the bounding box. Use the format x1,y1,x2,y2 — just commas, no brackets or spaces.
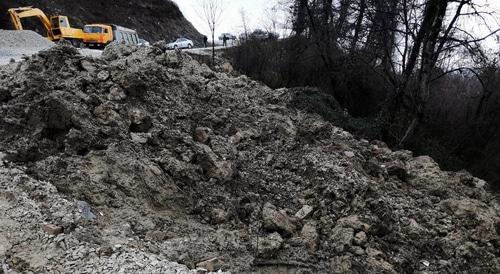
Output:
0,44,499,273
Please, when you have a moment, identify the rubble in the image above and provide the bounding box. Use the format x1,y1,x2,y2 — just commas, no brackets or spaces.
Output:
0,44,499,273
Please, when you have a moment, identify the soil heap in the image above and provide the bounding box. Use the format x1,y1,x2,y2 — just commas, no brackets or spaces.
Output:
0,44,499,273
0,30,54,65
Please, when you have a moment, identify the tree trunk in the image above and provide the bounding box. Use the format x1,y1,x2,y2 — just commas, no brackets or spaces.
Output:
350,0,366,55
212,29,215,66
400,0,449,144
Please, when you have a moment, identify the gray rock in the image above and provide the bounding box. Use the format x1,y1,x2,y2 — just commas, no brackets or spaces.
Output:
295,205,314,220
301,222,319,251
331,226,354,252
262,202,297,236
77,201,96,221
257,232,283,258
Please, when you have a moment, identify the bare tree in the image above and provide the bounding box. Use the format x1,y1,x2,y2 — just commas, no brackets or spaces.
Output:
200,0,223,66
239,8,250,40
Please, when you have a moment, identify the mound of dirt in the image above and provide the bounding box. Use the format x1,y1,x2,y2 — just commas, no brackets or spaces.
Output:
0,30,54,49
0,44,499,273
0,0,202,43
0,30,54,65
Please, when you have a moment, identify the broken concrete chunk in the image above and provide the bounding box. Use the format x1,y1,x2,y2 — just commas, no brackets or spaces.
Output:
295,205,314,220
131,133,151,144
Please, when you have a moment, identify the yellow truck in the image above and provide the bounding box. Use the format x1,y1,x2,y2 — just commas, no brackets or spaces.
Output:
83,24,139,49
8,7,84,46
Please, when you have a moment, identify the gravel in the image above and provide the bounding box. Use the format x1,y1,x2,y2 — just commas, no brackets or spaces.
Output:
0,30,54,64
0,30,102,65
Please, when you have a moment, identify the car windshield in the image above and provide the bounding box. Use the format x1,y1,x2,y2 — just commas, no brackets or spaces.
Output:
84,26,103,33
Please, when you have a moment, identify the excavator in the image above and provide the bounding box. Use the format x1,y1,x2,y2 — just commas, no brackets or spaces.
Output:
8,7,84,46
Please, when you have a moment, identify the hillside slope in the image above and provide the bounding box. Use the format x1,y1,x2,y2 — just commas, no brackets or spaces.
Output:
0,0,202,43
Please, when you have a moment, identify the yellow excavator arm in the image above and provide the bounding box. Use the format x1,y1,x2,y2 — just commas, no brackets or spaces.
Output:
8,7,54,40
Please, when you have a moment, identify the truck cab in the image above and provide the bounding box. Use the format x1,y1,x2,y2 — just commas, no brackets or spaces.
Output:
83,24,113,49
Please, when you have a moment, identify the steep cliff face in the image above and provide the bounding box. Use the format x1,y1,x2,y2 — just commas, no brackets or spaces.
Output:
0,0,202,43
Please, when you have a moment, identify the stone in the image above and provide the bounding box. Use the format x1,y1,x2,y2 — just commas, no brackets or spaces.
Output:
42,224,63,235
295,205,314,220
194,127,212,143
221,62,234,73
262,202,297,236
210,208,229,224
407,219,425,239
108,86,127,101
195,144,234,181
344,151,355,158
353,246,365,255
353,231,367,246
257,232,283,258
77,201,96,221
336,215,370,231
386,161,408,181
97,70,110,81
93,104,121,125
330,256,352,274
301,222,319,251
330,226,354,252
81,60,96,73
196,257,222,272
131,133,151,144
0,235,11,257
129,109,153,133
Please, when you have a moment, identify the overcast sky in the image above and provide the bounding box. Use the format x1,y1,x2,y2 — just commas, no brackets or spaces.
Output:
172,0,286,38
173,0,500,47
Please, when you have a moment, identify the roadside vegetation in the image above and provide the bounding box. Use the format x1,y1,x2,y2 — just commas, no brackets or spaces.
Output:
229,0,500,187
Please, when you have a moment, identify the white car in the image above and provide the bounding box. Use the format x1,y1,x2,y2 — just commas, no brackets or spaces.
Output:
138,39,150,47
167,38,193,49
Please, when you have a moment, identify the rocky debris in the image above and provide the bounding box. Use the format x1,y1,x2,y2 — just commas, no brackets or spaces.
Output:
294,205,314,220
300,222,319,251
194,127,212,143
196,257,222,272
0,44,499,273
77,201,96,221
262,203,297,237
41,224,63,236
257,233,284,258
